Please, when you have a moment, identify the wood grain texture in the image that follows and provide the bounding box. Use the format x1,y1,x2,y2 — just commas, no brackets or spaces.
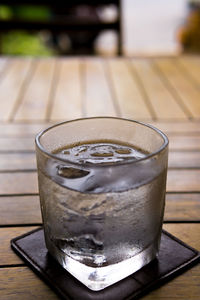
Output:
155,58,200,119
1,170,200,195
0,56,200,300
164,193,200,221
14,59,55,121
0,267,60,300
0,58,33,121
0,265,199,300
0,227,37,265
0,57,8,76
107,59,152,119
84,59,117,117
1,121,199,138
2,151,199,171
1,224,199,266
0,123,52,137
149,121,200,134
168,151,200,168
143,264,200,299
0,225,199,299
0,137,35,151
0,153,36,170
1,134,198,152
50,59,83,120
131,59,187,120
167,169,200,192
178,56,200,86
0,196,41,225
2,150,199,171
0,194,199,226
168,134,200,150
143,224,200,299
163,223,200,250
0,172,38,195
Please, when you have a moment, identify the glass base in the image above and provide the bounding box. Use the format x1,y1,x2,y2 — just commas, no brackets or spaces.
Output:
47,241,157,291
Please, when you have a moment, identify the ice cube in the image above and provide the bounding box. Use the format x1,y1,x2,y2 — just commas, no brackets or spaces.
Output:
57,166,89,179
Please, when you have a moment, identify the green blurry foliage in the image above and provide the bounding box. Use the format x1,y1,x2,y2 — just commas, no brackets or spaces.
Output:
2,31,55,56
11,5,51,20
0,5,51,20
0,5,54,56
0,5,12,19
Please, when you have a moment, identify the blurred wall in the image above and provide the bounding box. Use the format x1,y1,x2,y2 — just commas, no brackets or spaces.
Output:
123,0,188,55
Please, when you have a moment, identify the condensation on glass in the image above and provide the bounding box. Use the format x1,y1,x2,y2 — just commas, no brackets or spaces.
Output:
35,117,168,291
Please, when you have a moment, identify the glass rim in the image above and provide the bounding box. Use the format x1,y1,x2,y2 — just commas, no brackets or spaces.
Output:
35,117,169,167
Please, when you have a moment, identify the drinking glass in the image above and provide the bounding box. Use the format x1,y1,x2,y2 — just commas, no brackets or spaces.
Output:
35,117,168,291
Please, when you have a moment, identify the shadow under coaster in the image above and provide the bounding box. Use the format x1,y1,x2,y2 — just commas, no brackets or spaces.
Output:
11,228,200,300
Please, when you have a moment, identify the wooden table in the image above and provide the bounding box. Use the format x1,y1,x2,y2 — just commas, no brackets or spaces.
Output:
0,55,200,299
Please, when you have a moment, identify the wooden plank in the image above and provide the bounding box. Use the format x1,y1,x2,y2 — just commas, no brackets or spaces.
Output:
143,264,200,299
155,58,200,119
0,225,199,299
0,137,35,151
14,59,55,121
131,59,187,120
0,58,32,121
50,59,83,121
9,150,200,171
1,169,200,195
164,193,200,221
84,59,117,117
167,169,200,192
0,196,41,225
144,121,200,134
143,224,200,299
0,153,36,170
178,56,200,86
169,134,200,150
0,172,38,195
2,151,193,172
1,150,199,172
0,227,37,265
0,57,8,76
0,265,199,300
0,193,199,225
168,151,200,168
107,59,152,119
163,223,200,250
0,267,60,300
0,58,13,85
1,133,200,152
0,123,52,137
0,121,199,137
1,226,196,262
168,134,200,150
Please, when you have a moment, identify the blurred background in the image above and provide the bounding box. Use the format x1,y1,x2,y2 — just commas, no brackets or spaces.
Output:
0,0,200,56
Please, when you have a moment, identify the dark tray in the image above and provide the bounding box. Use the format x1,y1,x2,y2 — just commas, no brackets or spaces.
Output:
11,228,200,300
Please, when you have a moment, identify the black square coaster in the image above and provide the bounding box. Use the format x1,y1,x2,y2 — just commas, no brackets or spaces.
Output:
11,228,200,300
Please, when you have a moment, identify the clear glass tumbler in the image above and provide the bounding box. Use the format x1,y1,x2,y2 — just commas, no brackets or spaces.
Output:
35,117,168,291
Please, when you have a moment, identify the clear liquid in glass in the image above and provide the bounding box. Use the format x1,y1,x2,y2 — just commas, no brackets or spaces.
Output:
38,140,166,290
